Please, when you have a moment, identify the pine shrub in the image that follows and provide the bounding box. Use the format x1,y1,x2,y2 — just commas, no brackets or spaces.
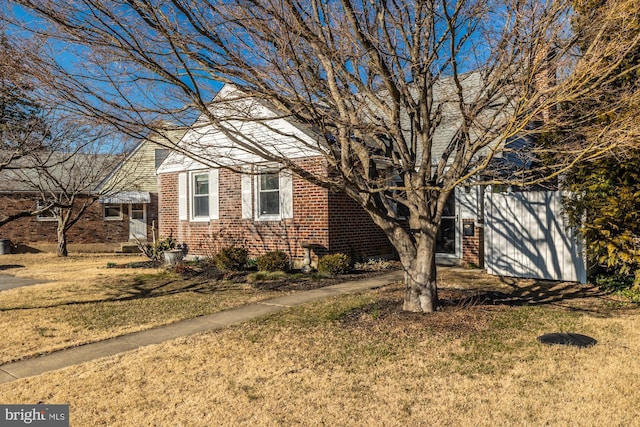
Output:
256,250,290,272
216,246,249,271
317,253,351,275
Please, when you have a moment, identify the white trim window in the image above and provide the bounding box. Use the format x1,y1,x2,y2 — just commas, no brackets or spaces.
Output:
179,169,219,222
242,166,293,221
104,204,123,220
191,171,210,220
258,168,280,218
36,202,56,222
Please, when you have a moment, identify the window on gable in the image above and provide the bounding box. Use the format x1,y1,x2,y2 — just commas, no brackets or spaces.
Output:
192,172,209,218
104,204,122,220
258,168,280,217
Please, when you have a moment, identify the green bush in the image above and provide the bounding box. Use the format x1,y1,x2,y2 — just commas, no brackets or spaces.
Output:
256,250,290,272
595,269,635,292
317,253,351,275
247,270,287,282
216,246,249,271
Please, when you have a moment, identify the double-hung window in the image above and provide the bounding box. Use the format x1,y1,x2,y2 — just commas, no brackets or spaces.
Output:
258,168,280,217
192,172,210,219
241,165,293,221
179,169,219,222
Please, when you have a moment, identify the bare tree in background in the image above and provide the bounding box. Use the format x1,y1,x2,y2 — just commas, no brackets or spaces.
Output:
7,0,640,311
0,29,130,253
1,112,127,256
0,31,49,166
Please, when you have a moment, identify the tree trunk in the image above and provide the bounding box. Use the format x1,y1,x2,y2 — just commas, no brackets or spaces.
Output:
57,226,68,257
400,233,439,313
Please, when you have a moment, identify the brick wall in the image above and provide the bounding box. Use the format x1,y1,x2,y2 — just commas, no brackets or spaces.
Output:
0,193,129,246
328,190,394,260
0,192,159,249
462,219,484,267
158,156,393,263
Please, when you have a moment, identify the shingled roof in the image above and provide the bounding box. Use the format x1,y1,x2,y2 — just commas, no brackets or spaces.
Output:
0,151,119,194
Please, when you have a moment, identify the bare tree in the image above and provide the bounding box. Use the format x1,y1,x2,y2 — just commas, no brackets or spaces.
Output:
0,24,55,159
0,24,133,243
7,0,640,311
2,116,124,256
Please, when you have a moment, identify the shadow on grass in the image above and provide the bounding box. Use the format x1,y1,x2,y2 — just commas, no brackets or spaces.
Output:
0,276,244,311
0,265,25,271
440,276,626,316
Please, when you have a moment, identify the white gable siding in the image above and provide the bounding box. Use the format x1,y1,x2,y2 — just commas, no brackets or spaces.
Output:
157,86,323,174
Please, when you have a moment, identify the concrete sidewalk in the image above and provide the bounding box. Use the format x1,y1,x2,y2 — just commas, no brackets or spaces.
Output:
0,270,403,385
0,274,47,292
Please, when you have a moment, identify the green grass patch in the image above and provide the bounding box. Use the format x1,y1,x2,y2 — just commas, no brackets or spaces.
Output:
261,293,379,328
247,270,288,282
449,306,583,376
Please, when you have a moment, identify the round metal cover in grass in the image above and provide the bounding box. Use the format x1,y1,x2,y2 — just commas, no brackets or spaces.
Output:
537,333,597,348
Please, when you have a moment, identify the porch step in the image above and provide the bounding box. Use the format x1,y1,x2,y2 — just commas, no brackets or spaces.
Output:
120,243,141,254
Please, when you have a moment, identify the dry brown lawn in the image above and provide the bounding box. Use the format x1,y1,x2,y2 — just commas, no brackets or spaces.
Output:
0,253,284,364
1,255,640,426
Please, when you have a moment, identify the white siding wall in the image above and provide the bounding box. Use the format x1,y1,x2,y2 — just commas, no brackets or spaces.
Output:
485,190,586,283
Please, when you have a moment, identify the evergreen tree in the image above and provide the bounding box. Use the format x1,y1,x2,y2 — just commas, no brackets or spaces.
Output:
564,0,640,288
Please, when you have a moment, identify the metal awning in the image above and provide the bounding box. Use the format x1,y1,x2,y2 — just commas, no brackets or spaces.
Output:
100,191,151,204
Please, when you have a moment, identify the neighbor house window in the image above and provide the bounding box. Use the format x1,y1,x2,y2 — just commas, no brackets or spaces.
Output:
36,202,56,221
192,172,209,219
258,168,280,217
104,204,123,220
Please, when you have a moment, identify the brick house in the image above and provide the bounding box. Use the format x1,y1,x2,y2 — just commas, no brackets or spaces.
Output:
0,128,183,253
157,85,484,267
0,152,126,252
158,155,394,265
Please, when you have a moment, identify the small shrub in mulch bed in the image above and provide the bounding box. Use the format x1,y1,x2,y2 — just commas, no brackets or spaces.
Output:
256,251,290,272
215,246,249,271
317,253,351,275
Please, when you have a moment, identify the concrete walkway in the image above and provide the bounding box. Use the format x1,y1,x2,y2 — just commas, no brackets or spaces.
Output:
0,273,47,292
0,270,403,385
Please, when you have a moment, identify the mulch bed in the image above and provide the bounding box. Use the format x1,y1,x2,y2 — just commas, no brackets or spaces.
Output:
108,258,402,292
248,269,399,292
337,285,508,335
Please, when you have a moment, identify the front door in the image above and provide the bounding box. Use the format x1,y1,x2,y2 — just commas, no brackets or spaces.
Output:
129,203,147,241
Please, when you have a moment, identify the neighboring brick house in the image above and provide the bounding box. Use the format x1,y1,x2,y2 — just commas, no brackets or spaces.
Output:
0,128,184,252
156,84,483,266
0,191,130,252
0,152,126,252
